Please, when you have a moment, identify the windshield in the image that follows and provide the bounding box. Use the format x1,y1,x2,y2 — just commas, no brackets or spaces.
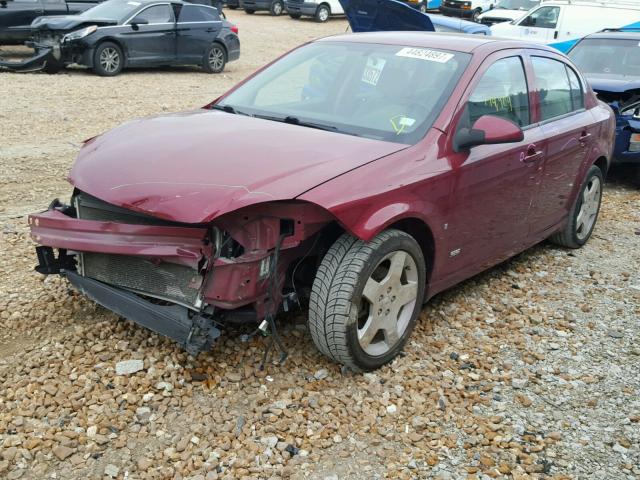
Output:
569,38,640,77
79,0,142,21
494,0,538,10
215,42,470,144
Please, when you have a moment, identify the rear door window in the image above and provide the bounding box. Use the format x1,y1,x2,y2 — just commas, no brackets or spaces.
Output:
178,5,220,22
466,56,530,127
531,56,579,121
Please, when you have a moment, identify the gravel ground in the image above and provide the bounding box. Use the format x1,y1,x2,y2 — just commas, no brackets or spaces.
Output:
1,12,639,480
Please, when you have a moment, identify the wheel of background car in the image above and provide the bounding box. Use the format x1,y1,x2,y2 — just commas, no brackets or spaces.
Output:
289,13,301,18
93,42,124,77
309,229,426,371
244,8,255,13
549,165,603,249
419,3,427,13
228,5,237,9
270,0,284,15
471,8,481,22
314,3,330,22
203,43,226,74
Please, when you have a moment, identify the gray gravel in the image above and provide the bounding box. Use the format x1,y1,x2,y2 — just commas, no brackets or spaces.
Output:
1,11,639,480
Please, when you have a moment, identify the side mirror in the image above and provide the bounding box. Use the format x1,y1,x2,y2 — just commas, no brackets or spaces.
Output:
130,18,148,29
454,115,524,152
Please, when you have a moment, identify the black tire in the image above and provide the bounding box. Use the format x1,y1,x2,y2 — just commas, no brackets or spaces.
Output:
289,13,301,18
244,8,255,13
471,8,481,22
634,165,640,188
270,0,284,15
43,60,63,74
203,43,226,73
314,3,330,22
309,229,426,371
93,41,123,77
228,5,238,9
419,3,427,13
549,165,604,248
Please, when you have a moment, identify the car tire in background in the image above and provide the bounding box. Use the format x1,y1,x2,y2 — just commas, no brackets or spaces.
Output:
93,41,124,77
309,229,426,371
471,8,481,22
43,60,63,74
244,8,255,13
289,13,301,18
314,3,330,22
419,3,427,13
549,164,603,248
203,43,226,73
270,0,284,15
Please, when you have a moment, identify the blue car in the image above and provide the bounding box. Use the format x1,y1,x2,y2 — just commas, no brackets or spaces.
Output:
568,29,640,184
339,0,489,34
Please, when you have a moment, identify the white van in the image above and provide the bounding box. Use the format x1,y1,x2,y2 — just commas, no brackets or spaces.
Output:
491,0,640,52
477,0,540,26
284,0,344,22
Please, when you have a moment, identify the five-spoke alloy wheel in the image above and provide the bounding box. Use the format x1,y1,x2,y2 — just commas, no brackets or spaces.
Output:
310,229,426,371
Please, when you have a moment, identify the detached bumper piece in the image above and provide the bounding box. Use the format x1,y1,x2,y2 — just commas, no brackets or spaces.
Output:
0,46,56,72
65,270,220,356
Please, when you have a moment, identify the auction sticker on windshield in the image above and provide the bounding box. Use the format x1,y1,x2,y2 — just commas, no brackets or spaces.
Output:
362,57,386,86
396,48,454,63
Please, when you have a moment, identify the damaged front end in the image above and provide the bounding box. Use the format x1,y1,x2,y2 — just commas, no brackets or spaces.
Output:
595,88,640,164
29,192,334,356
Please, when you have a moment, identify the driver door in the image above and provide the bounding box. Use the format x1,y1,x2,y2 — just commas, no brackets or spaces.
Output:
441,51,547,283
124,3,176,66
517,5,562,43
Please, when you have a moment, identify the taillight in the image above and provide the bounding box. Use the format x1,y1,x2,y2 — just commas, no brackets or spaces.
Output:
231,24,238,34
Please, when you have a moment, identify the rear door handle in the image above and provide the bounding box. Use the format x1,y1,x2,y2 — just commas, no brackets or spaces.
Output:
522,146,543,163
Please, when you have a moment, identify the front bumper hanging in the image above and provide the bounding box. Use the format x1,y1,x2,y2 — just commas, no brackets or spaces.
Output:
0,46,56,72
65,269,220,356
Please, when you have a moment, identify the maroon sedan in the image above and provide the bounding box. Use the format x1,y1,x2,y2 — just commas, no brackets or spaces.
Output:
28,32,614,371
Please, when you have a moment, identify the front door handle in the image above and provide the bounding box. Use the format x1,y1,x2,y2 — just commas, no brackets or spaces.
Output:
522,145,543,163
579,131,592,144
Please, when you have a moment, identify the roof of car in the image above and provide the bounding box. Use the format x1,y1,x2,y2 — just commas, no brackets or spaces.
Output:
317,31,559,54
583,30,640,40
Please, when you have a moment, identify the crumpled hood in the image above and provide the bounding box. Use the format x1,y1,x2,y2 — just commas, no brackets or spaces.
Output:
69,109,408,223
31,16,117,31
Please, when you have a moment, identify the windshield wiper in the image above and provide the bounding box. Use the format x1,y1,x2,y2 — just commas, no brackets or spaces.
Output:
210,104,251,116
252,113,340,133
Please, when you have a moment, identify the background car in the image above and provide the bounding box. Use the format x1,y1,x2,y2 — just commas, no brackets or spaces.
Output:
241,0,286,15
568,28,640,185
27,0,239,75
285,0,343,22
0,0,103,45
28,32,613,371
440,0,493,22
477,0,539,26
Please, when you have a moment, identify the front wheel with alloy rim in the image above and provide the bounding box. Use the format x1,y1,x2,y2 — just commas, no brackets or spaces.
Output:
314,4,330,22
549,165,603,248
93,42,123,77
270,0,284,15
203,44,226,73
309,230,426,371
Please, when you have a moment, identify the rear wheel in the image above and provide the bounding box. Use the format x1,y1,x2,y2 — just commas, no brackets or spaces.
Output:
309,230,426,371
270,0,284,15
244,8,255,13
314,3,330,22
471,8,481,21
203,43,226,73
289,13,301,18
549,165,603,248
93,41,123,77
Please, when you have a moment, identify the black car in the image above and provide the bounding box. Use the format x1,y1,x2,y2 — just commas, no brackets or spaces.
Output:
0,0,102,45
27,0,239,75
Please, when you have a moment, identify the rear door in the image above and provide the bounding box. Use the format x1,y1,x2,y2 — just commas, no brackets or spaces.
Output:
0,0,44,42
124,3,176,65
176,3,221,62
443,51,547,280
527,53,594,235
